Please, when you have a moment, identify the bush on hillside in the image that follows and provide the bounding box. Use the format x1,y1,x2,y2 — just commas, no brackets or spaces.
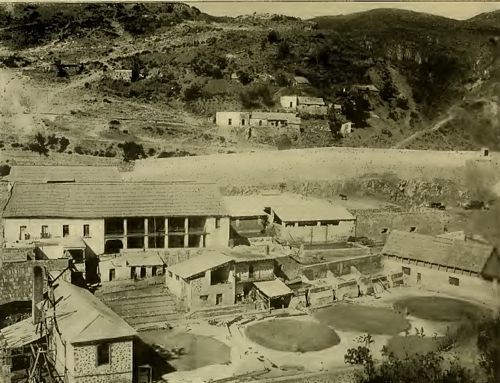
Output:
267,30,280,44
183,83,204,102
239,85,274,109
0,164,11,177
119,141,147,162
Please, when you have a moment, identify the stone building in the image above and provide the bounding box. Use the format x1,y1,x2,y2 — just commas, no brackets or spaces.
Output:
280,96,328,115
166,253,236,310
382,230,500,304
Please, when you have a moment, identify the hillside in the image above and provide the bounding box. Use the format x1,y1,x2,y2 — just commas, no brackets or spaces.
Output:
0,4,499,163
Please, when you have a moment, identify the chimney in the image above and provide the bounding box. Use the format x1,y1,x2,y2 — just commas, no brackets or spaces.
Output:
32,266,44,325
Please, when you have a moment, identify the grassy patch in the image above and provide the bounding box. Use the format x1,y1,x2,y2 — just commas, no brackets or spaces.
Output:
313,304,410,335
245,318,340,352
393,296,490,322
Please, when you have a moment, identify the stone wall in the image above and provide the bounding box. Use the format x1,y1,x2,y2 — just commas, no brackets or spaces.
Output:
0,260,69,305
301,254,382,281
73,341,133,383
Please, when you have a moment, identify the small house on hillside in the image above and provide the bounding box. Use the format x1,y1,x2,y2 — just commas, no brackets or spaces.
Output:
105,69,133,82
382,230,500,303
340,121,353,137
352,84,379,93
293,76,311,86
280,96,328,115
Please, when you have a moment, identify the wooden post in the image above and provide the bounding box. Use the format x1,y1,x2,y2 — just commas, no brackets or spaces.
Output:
123,218,128,249
184,218,189,247
164,218,169,249
144,218,149,249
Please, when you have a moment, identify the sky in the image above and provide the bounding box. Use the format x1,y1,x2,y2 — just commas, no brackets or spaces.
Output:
185,1,500,20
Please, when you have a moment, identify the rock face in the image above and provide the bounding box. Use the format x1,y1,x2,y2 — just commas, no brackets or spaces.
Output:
222,176,470,208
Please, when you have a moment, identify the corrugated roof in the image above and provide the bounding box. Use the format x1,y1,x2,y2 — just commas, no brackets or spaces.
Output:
5,165,124,183
272,197,355,222
168,253,233,280
50,279,137,345
254,279,293,298
0,317,43,349
3,182,228,218
297,97,325,106
382,230,494,274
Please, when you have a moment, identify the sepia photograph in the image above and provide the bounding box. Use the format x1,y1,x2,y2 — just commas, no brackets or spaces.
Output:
0,1,499,382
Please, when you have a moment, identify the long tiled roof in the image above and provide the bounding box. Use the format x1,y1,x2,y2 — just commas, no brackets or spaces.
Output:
298,96,325,106
382,230,494,274
3,182,228,218
5,165,124,183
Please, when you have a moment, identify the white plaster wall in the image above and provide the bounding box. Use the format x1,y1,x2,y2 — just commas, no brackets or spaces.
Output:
3,218,105,254
205,217,230,248
383,258,499,305
280,96,297,109
165,271,186,299
281,220,355,243
215,112,248,127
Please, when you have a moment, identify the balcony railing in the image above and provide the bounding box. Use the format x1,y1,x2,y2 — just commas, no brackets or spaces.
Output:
40,233,51,239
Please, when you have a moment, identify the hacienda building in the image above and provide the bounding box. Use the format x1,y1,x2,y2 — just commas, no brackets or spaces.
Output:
2,182,231,257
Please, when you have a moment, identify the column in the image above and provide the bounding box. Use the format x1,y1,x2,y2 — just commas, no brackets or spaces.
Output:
123,218,128,249
184,217,189,247
164,218,169,249
144,218,149,249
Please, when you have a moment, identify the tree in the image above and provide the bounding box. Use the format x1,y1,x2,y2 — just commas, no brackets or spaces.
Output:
345,334,475,383
267,30,280,44
58,136,70,152
28,132,49,156
120,141,146,162
0,164,11,177
477,313,500,383
277,40,291,60
183,83,203,102
237,70,252,86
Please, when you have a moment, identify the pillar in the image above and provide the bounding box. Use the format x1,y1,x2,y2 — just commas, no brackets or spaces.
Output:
184,217,189,247
164,218,169,249
123,218,128,249
144,218,149,249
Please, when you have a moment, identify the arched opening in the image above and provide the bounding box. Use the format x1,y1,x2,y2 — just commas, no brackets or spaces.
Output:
104,239,124,254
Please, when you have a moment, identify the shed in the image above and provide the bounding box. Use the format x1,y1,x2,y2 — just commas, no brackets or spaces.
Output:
253,279,293,310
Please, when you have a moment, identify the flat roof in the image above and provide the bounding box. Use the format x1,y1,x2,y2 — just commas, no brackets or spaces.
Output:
271,195,355,222
254,279,293,298
224,196,268,217
3,182,228,218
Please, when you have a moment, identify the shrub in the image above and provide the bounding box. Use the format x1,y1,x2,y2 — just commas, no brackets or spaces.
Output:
239,85,274,109
267,30,280,44
396,97,410,110
58,136,70,152
183,83,203,102
277,40,291,60
28,132,49,156
120,141,146,162
276,134,292,150
0,164,11,176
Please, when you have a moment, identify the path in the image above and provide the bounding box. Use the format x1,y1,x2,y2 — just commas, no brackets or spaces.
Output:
392,106,458,149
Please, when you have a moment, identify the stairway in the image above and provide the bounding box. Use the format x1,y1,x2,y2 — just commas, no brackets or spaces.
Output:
97,284,184,327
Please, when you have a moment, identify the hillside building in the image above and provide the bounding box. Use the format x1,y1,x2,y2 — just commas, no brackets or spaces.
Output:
292,76,311,86
280,96,328,115
382,230,500,303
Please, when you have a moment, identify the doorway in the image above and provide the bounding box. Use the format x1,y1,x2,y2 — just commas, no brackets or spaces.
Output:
216,294,223,305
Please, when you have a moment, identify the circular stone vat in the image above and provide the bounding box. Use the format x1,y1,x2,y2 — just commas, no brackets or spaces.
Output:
393,296,490,322
245,318,340,352
140,330,230,371
313,304,410,335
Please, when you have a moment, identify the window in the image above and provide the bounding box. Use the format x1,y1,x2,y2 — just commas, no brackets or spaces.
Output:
249,264,254,278
409,226,417,232
228,118,232,125
109,269,115,281
381,228,389,234
200,295,208,301
242,119,245,126
83,224,90,237
96,343,110,366
215,218,221,229
41,225,49,238
140,267,146,278
417,273,422,283
62,225,69,237
19,226,27,240
289,101,293,108
259,120,262,126
152,266,157,277
402,267,411,276
216,293,223,305
449,276,459,286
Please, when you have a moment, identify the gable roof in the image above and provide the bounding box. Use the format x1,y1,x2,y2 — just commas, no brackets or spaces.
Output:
5,165,124,183
50,279,137,345
168,253,233,280
382,230,495,274
3,182,228,218
298,96,325,106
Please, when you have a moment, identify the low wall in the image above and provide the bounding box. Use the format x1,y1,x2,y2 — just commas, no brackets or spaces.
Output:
301,254,382,281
